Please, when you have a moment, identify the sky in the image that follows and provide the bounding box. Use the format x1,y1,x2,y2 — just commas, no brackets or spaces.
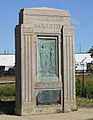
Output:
0,0,93,53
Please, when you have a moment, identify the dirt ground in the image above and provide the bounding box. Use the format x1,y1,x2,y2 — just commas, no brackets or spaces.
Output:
0,76,15,81
0,76,15,84
0,108,93,120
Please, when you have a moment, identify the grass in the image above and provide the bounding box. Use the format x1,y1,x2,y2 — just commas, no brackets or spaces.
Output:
0,83,15,101
0,83,15,114
76,74,93,108
76,97,93,108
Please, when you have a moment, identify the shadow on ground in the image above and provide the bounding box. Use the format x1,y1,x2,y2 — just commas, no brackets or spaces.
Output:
0,101,15,115
87,119,93,120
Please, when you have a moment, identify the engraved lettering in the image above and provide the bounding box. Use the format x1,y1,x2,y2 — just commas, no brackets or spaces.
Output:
34,23,61,29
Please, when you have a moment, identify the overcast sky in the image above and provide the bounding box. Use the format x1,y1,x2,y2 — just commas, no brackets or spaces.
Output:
0,0,93,53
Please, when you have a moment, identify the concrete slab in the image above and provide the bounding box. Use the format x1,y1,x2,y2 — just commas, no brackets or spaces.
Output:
0,108,93,120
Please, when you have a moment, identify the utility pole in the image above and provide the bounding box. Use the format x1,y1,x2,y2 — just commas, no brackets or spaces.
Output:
81,63,85,97
80,57,87,97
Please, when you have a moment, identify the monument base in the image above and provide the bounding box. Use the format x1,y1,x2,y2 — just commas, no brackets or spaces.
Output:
64,100,77,112
15,101,77,116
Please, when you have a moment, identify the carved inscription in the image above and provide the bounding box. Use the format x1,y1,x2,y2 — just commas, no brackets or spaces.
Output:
34,23,62,29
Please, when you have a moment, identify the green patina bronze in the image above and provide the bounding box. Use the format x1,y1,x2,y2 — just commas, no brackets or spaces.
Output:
36,90,61,105
38,37,58,82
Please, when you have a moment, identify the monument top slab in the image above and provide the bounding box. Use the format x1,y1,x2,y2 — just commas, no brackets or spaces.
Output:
20,7,70,17
19,7,71,24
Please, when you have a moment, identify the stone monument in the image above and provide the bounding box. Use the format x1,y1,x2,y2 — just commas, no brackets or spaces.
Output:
15,7,76,115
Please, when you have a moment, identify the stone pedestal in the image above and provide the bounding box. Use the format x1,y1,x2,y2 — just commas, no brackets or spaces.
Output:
15,8,76,115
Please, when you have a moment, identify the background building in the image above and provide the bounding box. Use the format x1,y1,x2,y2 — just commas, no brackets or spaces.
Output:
0,53,93,72
75,53,93,71
0,54,15,71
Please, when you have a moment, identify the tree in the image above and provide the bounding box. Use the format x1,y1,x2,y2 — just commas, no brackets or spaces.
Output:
88,46,93,57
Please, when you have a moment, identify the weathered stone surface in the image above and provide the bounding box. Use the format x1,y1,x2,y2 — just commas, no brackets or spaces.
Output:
15,7,76,115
